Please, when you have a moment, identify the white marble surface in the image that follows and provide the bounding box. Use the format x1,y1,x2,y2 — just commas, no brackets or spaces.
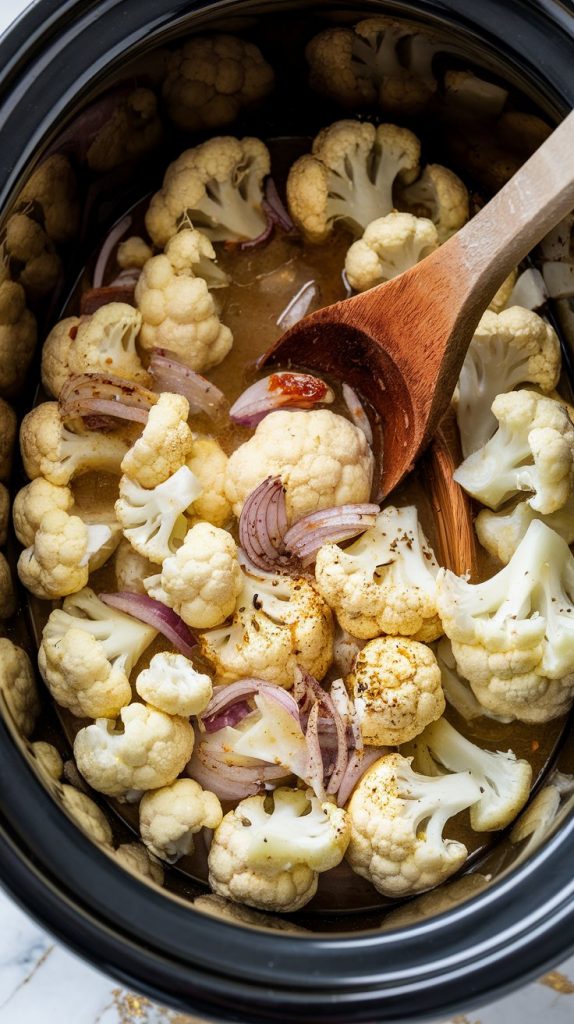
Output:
2,0,574,1021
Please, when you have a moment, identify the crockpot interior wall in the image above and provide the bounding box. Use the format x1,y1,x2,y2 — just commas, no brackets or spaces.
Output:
2,1,574,1020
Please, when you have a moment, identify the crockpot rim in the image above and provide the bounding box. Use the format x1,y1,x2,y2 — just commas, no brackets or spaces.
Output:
2,0,574,1020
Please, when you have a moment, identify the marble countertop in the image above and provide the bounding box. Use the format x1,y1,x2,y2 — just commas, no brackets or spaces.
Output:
1,0,574,1020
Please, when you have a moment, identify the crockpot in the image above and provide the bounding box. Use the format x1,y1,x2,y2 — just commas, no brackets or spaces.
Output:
1,1,574,1021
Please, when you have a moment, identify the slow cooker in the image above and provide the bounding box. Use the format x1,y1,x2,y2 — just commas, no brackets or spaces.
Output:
1,1,574,1021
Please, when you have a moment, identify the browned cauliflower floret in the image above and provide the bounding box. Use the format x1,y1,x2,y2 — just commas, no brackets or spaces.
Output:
86,88,163,172
163,34,274,131
399,164,469,243
0,213,61,298
0,279,37,397
19,154,80,244
0,553,16,619
0,398,16,481
0,483,9,546
0,639,40,737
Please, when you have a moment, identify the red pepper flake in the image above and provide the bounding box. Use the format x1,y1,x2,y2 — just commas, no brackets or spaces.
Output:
69,325,79,340
269,372,328,401
531,739,540,753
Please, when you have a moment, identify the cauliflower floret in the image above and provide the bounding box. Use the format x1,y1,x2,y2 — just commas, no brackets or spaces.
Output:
121,392,193,488
0,398,16,480
0,483,9,546
145,522,241,628
116,236,154,270
454,390,574,514
146,136,271,247
436,520,574,722
488,269,518,313
226,409,373,524
194,893,307,932
200,562,333,687
1,212,61,298
408,717,531,831
86,88,163,173
20,402,129,486
114,539,156,595
61,785,113,845
163,34,274,132
115,842,164,884
139,778,222,862
345,211,438,292
31,741,64,782
74,702,195,799
0,554,16,618
455,308,561,457
136,652,213,717
135,245,233,372
399,163,469,242
287,120,420,243
17,508,120,600
346,752,481,897
443,69,509,117
306,19,438,114
12,479,74,547
315,505,442,641
0,279,37,397
115,464,202,564
476,496,574,565
39,587,157,719
162,228,230,289
347,636,444,746
0,639,40,737
187,435,232,527
40,317,81,397
208,788,350,913
19,154,79,244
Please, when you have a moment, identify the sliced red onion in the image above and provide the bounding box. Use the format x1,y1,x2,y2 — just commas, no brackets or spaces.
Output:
186,741,289,801
100,592,197,658
202,700,252,733
149,349,227,420
239,216,274,251
110,267,142,288
263,178,295,233
202,678,300,730
276,281,320,330
341,269,353,298
239,477,298,573
305,703,326,800
283,504,379,567
93,214,132,289
342,383,374,446
230,372,335,428
80,284,137,315
59,373,157,427
336,747,386,807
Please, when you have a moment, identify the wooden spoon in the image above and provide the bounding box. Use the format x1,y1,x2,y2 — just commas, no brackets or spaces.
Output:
260,110,574,499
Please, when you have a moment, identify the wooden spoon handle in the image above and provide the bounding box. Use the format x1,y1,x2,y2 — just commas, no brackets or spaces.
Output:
453,107,574,311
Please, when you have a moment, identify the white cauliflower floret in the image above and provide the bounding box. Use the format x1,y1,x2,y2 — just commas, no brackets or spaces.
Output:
20,402,129,486
436,520,574,723
0,554,16,619
306,19,438,113
408,717,531,831
135,242,233,372
208,788,350,913
163,34,274,131
117,236,154,270
60,785,113,846
139,778,222,862
121,392,193,488
187,435,232,527
200,562,333,687
31,741,64,782
115,842,164,885
226,409,373,523
74,702,195,799
115,464,202,564
136,652,213,717
0,639,40,737
162,228,230,289
345,212,438,292
145,522,242,628
476,496,574,565
347,636,444,745
114,539,156,595
12,478,74,547
17,508,120,599
146,136,271,247
315,505,442,641
41,304,147,398
346,752,481,897
454,390,574,514
38,587,157,719
0,397,17,480
0,280,37,396
399,163,469,242
287,120,420,243
455,308,561,457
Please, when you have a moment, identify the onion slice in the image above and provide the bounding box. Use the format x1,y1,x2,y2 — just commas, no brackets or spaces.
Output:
276,281,319,330
263,178,295,233
100,592,197,658
59,373,157,427
342,383,374,447
239,477,298,573
284,503,379,566
93,214,132,289
202,677,300,732
149,349,227,420
336,747,387,807
187,742,289,801
230,372,335,428
80,283,137,315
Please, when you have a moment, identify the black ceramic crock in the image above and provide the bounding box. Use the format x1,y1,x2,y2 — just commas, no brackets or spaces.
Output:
1,2,574,1021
